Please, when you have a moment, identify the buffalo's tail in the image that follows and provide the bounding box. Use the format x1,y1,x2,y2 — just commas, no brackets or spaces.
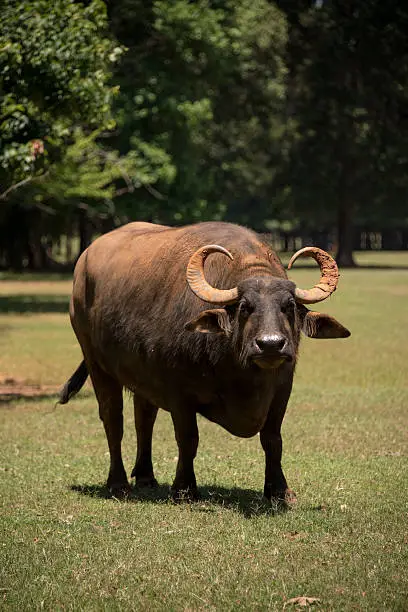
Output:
58,360,89,404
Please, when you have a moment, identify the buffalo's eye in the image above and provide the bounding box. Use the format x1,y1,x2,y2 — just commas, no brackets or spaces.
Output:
281,299,295,316
240,300,254,318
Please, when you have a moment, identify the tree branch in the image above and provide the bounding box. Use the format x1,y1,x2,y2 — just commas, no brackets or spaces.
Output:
0,176,34,201
144,183,166,200
115,160,135,194
0,172,49,201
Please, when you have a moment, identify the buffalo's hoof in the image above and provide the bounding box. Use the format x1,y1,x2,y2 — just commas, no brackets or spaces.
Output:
171,487,200,503
264,486,297,509
135,476,159,489
108,482,132,499
284,488,297,506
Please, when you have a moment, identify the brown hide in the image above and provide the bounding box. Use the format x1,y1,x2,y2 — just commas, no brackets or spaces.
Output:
70,221,290,431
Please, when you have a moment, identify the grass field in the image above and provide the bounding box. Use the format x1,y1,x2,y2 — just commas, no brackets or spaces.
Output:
1,252,407,610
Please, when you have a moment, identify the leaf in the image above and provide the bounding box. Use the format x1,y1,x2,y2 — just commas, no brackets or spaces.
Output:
284,596,321,608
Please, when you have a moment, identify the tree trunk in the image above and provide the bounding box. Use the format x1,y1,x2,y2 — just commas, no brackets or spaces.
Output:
27,208,45,270
336,196,357,267
5,205,26,270
78,206,92,255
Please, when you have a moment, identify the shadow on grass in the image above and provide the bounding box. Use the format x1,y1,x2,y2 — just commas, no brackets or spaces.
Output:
0,271,73,281
0,392,60,405
0,388,93,405
71,482,288,518
0,295,69,314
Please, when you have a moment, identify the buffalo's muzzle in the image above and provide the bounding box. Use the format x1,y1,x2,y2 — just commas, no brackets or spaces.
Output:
255,334,286,353
252,334,292,369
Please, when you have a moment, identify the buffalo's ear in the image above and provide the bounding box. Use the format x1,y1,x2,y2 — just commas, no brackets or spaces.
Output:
185,308,232,335
298,306,351,339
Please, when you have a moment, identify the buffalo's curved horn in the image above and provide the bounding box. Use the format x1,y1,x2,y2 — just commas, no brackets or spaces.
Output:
186,244,239,304
288,246,339,304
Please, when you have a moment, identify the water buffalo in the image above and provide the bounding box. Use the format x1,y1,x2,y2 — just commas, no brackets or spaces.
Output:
59,221,350,504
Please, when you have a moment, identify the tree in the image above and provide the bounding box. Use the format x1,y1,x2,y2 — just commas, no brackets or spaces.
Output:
0,0,124,196
0,0,137,267
278,0,408,265
1,0,289,268
107,0,287,226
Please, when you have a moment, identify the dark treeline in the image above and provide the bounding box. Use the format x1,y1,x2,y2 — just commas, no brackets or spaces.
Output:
1,0,407,270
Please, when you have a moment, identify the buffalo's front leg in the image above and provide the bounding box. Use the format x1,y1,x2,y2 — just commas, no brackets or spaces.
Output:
171,409,199,501
89,361,130,497
131,395,158,487
260,379,297,506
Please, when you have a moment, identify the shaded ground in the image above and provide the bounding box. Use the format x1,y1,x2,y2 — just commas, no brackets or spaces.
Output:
0,294,69,314
0,375,61,402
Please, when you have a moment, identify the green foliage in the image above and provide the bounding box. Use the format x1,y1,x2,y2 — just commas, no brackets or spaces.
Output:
108,0,287,224
31,129,174,220
43,131,126,203
2,0,408,269
277,0,408,262
0,0,121,191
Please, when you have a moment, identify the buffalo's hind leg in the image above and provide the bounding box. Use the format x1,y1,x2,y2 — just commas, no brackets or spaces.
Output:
260,379,297,507
131,395,158,488
89,361,130,497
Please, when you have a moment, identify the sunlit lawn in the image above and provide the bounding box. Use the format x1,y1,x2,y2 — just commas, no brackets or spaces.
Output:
0,251,407,610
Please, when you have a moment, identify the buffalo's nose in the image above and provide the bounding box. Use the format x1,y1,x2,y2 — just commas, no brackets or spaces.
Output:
256,334,286,353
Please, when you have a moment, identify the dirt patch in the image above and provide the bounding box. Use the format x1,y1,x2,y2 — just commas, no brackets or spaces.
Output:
0,280,72,296
388,286,408,296
0,376,60,402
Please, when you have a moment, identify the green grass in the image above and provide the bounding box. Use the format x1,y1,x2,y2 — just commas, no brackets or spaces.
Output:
1,255,408,610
